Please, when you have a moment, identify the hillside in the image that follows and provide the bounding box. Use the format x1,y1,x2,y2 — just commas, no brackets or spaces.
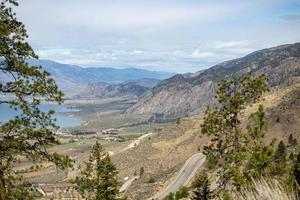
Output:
113,80,300,199
126,42,300,121
25,60,174,95
75,79,160,98
112,118,207,200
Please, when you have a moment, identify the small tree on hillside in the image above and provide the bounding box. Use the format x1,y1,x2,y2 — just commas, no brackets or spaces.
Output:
271,141,287,176
288,134,297,147
192,173,212,200
139,167,144,177
75,142,125,200
293,152,300,186
176,118,181,125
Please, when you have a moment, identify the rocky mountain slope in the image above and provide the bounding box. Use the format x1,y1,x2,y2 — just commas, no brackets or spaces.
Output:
24,59,174,95
74,78,160,98
126,42,300,121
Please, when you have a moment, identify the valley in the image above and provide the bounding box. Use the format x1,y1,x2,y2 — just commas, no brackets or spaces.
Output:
2,1,300,199
2,43,300,200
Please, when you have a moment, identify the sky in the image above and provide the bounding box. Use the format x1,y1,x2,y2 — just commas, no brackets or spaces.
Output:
16,0,300,73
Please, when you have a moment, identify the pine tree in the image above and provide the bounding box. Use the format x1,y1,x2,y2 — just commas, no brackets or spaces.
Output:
293,152,300,186
139,167,144,177
76,142,124,200
174,187,189,199
245,104,275,178
176,118,181,125
288,134,297,147
191,173,212,200
289,152,295,160
0,0,72,199
164,192,175,200
201,75,269,193
275,141,287,161
266,141,287,176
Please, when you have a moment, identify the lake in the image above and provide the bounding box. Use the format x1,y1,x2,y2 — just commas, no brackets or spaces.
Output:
0,103,81,128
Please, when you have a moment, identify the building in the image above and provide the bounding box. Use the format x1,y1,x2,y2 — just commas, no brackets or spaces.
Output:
101,128,118,135
103,135,125,142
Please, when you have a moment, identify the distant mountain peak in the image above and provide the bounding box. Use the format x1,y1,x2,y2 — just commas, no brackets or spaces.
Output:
24,59,175,95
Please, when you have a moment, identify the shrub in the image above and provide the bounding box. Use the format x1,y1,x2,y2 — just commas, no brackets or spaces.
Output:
175,186,189,199
140,167,144,177
164,192,175,200
148,177,155,183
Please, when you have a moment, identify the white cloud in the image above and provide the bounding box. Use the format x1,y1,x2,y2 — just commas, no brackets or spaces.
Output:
210,41,251,49
191,50,215,59
211,41,255,55
15,0,300,73
188,40,255,62
132,50,144,55
16,0,252,45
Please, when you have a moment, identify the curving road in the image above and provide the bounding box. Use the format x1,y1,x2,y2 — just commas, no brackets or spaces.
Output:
120,132,153,152
120,176,139,192
149,153,206,200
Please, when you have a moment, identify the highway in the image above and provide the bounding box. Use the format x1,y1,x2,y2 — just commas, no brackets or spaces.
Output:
119,176,139,192
149,153,205,200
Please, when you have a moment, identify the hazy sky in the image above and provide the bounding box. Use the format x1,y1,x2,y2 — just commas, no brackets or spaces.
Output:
16,0,300,73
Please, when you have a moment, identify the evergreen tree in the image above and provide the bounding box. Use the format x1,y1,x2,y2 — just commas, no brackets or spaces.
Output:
175,187,189,199
176,118,181,125
139,166,144,177
288,134,297,147
293,152,300,186
0,0,72,199
245,104,275,178
191,173,212,200
270,141,287,176
201,75,269,193
275,141,287,161
76,142,124,200
164,192,175,200
289,152,295,160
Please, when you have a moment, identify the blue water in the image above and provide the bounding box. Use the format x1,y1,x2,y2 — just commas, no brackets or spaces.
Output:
0,104,80,128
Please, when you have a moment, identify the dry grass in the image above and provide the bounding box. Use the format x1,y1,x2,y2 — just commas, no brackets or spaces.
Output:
152,128,197,151
229,178,298,200
239,81,300,143
112,117,208,199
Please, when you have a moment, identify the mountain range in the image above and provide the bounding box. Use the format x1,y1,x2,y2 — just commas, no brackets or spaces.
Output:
26,59,174,95
126,42,300,121
74,78,160,98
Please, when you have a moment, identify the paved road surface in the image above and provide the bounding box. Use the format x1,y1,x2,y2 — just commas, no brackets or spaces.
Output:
120,176,139,192
149,153,205,200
